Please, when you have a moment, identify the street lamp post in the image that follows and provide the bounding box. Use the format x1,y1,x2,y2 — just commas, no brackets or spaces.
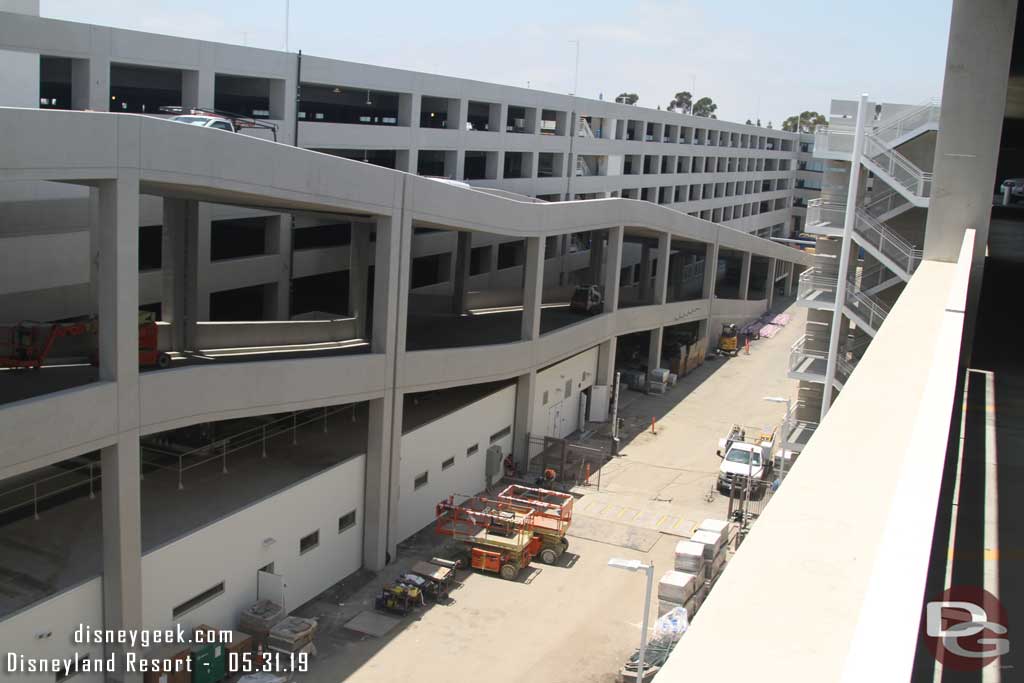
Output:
608,558,654,682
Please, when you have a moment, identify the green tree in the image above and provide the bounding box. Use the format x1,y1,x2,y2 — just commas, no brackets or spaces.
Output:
745,119,753,125
692,97,717,118
615,92,639,105
782,111,827,133
667,91,693,114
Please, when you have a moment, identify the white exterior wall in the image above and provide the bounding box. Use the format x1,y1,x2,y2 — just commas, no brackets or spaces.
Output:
533,347,600,441
0,578,105,683
396,385,516,543
141,456,364,632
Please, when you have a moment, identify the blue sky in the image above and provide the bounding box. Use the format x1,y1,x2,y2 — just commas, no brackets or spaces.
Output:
42,0,954,126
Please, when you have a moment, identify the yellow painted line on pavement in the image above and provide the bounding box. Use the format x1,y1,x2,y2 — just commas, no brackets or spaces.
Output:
674,518,687,529
656,515,667,527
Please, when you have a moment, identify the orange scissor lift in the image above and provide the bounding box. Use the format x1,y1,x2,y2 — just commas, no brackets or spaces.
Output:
435,496,541,581
497,484,574,564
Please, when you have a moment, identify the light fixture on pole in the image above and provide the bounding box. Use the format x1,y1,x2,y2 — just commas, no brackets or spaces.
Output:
608,558,654,682
763,395,792,480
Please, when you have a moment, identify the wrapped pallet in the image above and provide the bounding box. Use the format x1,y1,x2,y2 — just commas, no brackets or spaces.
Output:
268,616,317,653
657,570,698,604
648,368,670,383
690,529,723,560
709,545,728,583
658,599,681,618
673,540,706,580
239,600,285,644
698,518,730,550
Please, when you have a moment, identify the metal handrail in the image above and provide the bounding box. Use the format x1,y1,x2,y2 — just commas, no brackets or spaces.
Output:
790,335,854,381
863,190,908,219
781,401,818,447
853,209,923,276
0,404,355,517
863,135,933,198
845,282,890,332
871,98,940,144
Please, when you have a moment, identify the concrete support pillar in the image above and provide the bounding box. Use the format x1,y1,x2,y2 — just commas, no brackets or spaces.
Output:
923,0,1018,360
597,338,617,386
701,241,720,299
97,176,142,681
588,231,605,284
670,250,685,300
653,233,670,305
270,215,291,320
488,150,503,180
765,258,777,309
639,245,652,301
72,56,109,111
786,263,798,297
513,371,537,472
363,211,411,569
451,231,471,314
161,199,201,351
521,236,545,341
603,226,624,311
647,327,664,372
182,69,215,110
738,252,752,300
350,223,370,338
447,98,465,131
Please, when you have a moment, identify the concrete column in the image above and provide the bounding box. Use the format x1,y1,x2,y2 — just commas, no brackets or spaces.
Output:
72,56,109,111
785,263,798,297
490,103,507,133
271,215,291,319
488,150,503,180
454,150,466,182
603,117,618,141
363,211,411,569
597,338,617,386
653,233,670,305
923,0,1017,361
182,69,215,110
350,223,370,338
647,327,664,372
670,250,685,300
765,258,777,309
451,231,471,314
588,231,605,284
447,98,465,131
97,176,142,681
738,252,752,299
161,199,201,351
513,371,537,472
701,241,720,299
521,236,545,341
639,245,652,301
603,226,624,311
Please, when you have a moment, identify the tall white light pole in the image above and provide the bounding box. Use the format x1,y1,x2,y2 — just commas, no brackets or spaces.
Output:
284,0,290,52
821,93,868,422
608,558,654,681
764,395,791,480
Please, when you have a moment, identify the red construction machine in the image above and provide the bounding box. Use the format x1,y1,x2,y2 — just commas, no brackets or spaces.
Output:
435,495,541,581
496,484,574,564
1,312,170,370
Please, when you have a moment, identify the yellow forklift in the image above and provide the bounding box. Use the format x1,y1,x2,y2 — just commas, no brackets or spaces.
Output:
718,323,739,356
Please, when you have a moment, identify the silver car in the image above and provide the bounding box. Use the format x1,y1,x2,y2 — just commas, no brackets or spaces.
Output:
1000,178,1024,200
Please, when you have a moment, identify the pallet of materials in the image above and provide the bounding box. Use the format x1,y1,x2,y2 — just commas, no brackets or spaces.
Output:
673,540,707,581
697,518,730,551
239,600,285,644
268,616,317,654
657,570,698,604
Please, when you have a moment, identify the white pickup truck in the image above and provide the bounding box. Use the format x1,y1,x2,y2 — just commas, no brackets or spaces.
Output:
716,426,775,497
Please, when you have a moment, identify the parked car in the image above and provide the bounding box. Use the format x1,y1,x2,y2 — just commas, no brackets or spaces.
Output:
1000,178,1024,201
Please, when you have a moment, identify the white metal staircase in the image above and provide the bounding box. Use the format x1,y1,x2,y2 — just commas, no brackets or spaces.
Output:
863,189,914,223
852,209,923,281
796,266,892,337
